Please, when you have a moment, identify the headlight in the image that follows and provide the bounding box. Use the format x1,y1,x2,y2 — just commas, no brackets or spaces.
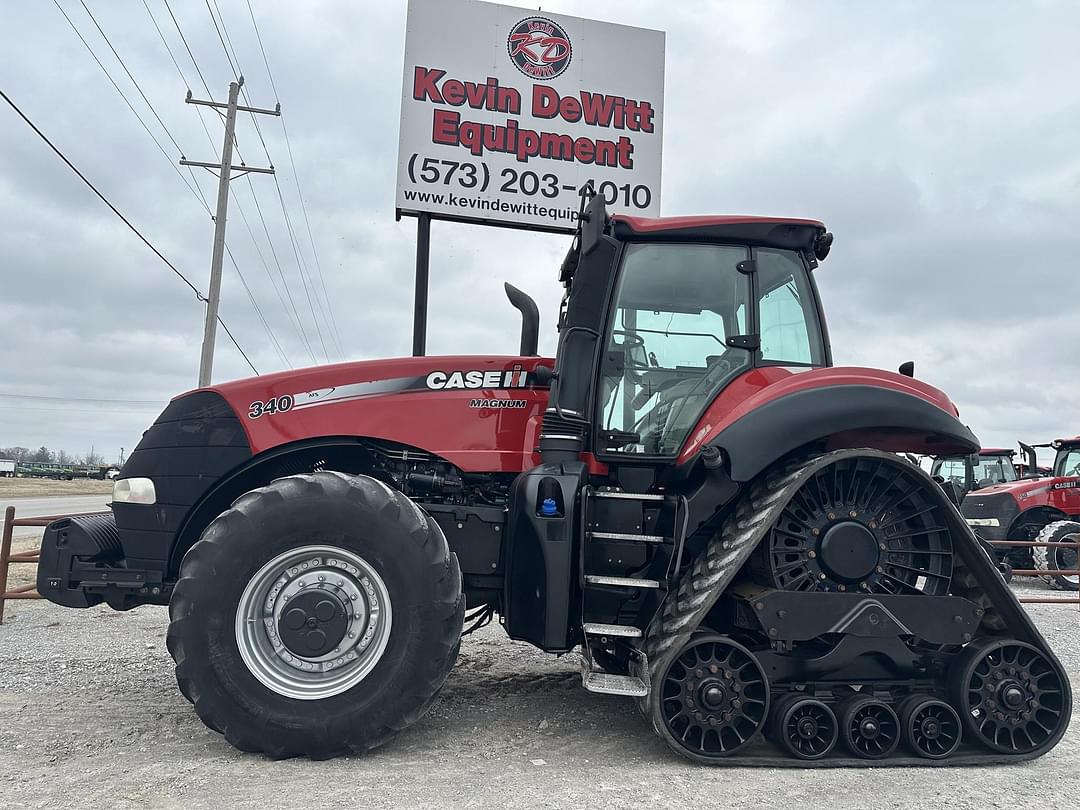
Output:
112,477,156,504
965,517,1000,527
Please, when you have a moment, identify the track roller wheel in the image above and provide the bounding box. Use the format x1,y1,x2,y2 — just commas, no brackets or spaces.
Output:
898,696,961,759
950,638,1070,755
839,696,900,759
650,634,769,762
771,695,838,760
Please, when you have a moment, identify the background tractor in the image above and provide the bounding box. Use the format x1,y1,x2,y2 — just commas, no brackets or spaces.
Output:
36,194,1071,764
931,448,1018,498
962,437,1080,591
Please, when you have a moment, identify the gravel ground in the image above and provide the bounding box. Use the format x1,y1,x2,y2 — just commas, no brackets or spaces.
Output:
0,570,1077,809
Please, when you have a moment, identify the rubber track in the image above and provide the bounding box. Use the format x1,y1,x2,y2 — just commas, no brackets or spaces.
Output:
640,448,1072,767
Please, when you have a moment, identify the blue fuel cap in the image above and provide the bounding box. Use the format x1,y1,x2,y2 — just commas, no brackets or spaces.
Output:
540,498,558,516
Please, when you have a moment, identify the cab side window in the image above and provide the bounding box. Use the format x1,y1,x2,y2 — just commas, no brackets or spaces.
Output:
755,249,826,366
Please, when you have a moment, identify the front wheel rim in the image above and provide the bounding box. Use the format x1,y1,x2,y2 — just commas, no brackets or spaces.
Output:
235,544,393,700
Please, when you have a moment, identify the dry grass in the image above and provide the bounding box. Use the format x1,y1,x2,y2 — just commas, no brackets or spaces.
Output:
0,477,114,498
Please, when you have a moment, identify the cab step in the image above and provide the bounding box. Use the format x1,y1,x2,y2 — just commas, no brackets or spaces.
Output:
591,491,667,501
584,574,661,589
582,671,649,697
582,622,642,638
588,531,665,543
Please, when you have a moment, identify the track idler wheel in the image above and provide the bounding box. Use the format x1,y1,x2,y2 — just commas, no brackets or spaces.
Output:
950,638,1071,755
899,696,961,759
839,696,900,759
653,635,769,761
771,695,838,760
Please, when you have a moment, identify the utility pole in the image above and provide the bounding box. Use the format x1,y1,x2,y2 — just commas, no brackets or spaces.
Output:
181,77,278,387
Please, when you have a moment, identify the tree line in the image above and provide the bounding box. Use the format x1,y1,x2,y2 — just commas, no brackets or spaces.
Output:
1,445,113,466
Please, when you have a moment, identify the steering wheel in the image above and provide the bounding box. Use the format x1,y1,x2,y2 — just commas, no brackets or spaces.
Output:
611,330,651,384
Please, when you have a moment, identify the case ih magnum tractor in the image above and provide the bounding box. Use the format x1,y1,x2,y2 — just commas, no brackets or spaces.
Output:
38,195,1070,764
963,438,1080,591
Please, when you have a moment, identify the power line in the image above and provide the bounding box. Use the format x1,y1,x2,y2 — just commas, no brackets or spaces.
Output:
245,173,317,363
162,0,213,98
0,88,257,376
273,175,330,362
244,0,344,359
208,0,343,362
280,114,344,359
225,243,290,367
51,0,211,217
80,0,185,156
216,315,258,376
231,189,314,361
144,0,292,371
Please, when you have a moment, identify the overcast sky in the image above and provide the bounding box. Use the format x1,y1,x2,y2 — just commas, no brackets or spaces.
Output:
1,0,1077,465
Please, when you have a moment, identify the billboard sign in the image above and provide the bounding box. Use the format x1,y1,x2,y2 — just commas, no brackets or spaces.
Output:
396,0,665,232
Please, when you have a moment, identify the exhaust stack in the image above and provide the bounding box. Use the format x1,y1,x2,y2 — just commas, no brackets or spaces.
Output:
504,283,539,356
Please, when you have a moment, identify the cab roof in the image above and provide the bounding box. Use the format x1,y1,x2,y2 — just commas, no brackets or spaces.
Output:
980,448,1015,456
611,214,826,252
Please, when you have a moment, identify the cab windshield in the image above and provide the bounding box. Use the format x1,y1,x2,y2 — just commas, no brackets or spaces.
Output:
933,454,1017,490
972,455,1017,487
598,243,825,455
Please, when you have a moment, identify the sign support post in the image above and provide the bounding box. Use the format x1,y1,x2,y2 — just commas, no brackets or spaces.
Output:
412,212,431,356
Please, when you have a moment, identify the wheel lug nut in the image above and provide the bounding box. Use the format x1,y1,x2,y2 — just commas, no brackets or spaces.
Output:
849,511,857,518
808,550,817,558
723,670,733,680
709,664,718,674
811,528,820,537
695,669,704,678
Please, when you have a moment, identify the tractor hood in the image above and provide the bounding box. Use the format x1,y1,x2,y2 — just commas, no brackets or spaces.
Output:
971,476,1075,503
196,355,554,473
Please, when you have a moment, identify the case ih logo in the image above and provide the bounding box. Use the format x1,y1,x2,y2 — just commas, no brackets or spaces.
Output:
507,16,572,80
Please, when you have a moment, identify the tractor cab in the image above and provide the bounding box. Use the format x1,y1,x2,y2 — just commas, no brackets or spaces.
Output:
541,191,833,467
1052,438,1080,477
931,448,1017,496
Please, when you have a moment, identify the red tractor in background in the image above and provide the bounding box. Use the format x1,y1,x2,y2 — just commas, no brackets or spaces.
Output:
931,447,1019,497
36,193,1071,764
963,438,1080,591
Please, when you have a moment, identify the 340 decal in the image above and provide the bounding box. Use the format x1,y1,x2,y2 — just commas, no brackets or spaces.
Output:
248,395,294,419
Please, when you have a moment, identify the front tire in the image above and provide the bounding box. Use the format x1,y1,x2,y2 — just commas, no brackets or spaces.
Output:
166,472,465,758
1033,521,1080,591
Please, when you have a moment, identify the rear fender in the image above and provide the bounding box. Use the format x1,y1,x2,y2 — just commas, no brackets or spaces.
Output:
699,384,978,482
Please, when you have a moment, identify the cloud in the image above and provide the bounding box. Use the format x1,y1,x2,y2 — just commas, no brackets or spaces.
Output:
0,0,1077,466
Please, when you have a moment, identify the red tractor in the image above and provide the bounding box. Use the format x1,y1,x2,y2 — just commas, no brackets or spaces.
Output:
930,448,1019,497
962,438,1080,591
37,194,1070,764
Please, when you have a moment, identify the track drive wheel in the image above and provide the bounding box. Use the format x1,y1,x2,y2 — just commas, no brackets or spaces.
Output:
1032,521,1080,591
771,695,838,760
649,634,769,762
839,696,900,759
167,472,465,758
898,696,961,759
950,638,1070,755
